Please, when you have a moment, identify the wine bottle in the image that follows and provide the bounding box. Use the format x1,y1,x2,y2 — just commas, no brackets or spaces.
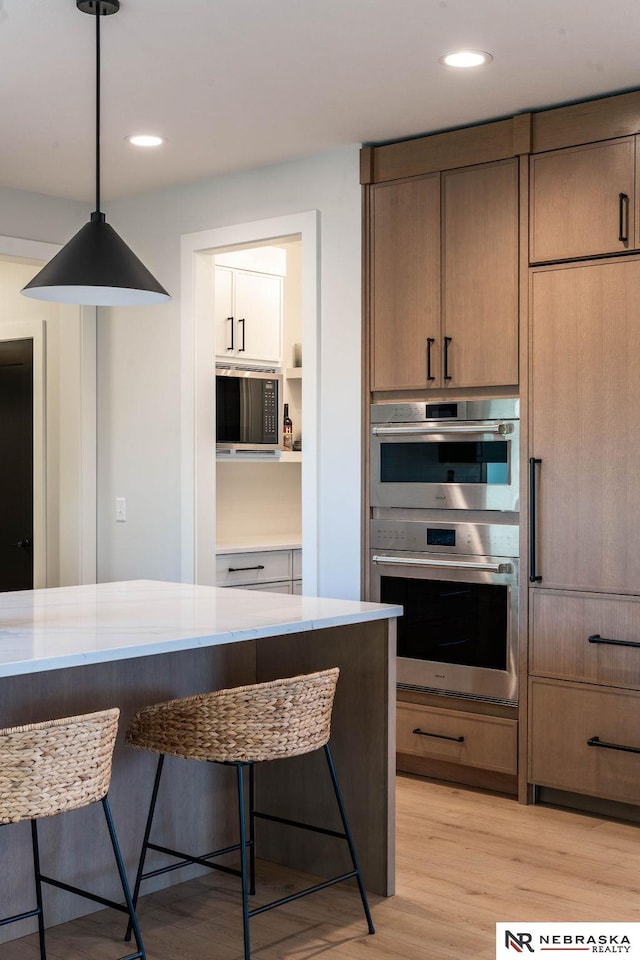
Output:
283,403,293,450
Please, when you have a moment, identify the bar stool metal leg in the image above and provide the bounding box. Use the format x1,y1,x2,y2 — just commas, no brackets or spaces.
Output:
248,763,256,897
30,820,47,960
323,744,375,934
237,763,251,960
102,797,146,960
125,753,164,942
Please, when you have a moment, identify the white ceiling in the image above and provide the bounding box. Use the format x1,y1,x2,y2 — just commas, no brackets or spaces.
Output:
3,0,640,203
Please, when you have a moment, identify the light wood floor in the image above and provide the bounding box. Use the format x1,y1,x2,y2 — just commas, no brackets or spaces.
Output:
3,774,640,959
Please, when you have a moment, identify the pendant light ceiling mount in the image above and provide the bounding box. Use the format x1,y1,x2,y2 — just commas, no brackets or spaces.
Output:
77,1,120,15
22,0,170,307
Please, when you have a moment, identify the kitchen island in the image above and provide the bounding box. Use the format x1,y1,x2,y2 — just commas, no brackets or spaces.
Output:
0,580,399,942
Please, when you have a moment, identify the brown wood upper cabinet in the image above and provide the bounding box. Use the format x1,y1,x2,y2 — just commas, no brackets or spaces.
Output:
529,137,637,263
370,159,519,391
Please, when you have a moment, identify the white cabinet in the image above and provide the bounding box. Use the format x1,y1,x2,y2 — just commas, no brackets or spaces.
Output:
215,266,282,365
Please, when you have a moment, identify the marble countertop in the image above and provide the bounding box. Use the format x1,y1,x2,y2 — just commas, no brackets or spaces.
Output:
0,580,401,678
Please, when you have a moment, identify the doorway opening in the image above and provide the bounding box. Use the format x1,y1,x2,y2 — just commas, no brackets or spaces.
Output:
0,240,97,590
213,238,302,555
180,211,319,593
0,337,33,590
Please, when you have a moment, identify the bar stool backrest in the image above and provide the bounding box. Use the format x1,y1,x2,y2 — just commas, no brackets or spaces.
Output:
0,708,120,825
126,668,340,763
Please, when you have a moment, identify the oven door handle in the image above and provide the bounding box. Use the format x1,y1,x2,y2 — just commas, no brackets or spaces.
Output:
371,423,513,437
371,555,513,574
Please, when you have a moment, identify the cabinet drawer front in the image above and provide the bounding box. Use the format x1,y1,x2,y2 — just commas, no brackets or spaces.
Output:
241,581,292,594
397,703,517,774
531,591,640,689
216,550,292,586
292,549,302,579
529,679,640,805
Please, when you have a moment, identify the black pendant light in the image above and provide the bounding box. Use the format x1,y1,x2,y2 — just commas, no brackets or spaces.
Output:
22,0,170,307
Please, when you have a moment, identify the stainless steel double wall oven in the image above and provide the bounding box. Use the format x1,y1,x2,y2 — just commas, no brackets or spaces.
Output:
370,398,520,705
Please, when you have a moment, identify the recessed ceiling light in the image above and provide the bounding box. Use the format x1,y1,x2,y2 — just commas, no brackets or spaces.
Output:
439,50,493,68
126,134,166,147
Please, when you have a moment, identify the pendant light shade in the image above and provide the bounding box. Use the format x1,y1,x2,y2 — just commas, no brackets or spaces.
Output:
22,214,170,306
22,0,170,307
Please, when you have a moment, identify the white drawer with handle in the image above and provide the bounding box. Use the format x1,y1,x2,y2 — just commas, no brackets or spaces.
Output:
216,549,292,587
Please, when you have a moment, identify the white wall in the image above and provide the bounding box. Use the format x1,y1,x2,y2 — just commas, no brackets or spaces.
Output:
0,185,87,245
103,146,363,599
216,462,302,546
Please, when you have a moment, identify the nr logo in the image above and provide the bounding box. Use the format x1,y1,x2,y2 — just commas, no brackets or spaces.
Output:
505,930,535,953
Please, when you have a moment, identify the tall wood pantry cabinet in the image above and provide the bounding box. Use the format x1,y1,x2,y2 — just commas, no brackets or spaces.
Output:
370,158,519,392
528,256,640,805
364,89,640,806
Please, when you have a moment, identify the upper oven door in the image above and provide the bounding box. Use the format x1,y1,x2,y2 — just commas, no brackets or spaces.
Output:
370,419,519,511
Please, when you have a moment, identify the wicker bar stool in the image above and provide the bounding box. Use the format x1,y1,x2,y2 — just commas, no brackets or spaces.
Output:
124,667,374,959
0,707,145,960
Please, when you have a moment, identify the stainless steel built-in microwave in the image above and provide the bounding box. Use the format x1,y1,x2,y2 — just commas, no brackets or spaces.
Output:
216,369,282,451
370,398,520,512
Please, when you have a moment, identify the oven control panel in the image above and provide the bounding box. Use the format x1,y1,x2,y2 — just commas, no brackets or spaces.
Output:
370,519,519,558
370,397,519,425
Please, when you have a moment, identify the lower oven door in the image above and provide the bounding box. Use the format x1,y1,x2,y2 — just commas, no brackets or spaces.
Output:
371,550,519,704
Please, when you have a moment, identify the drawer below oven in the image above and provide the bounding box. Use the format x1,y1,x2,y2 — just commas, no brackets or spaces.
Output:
397,702,517,774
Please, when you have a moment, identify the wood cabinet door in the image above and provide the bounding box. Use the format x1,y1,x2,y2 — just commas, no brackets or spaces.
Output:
370,174,441,390
442,159,519,388
530,138,636,263
530,259,640,593
529,678,640,805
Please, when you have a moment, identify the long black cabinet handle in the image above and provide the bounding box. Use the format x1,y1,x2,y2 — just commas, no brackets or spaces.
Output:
238,318,246,352
228,564,265,572
529,457,542,583
227,316,234,351
587,735,640,755
426,337,435,382
443,336,452,381
412,727,464,743
619,193,629,243
588,633,640,649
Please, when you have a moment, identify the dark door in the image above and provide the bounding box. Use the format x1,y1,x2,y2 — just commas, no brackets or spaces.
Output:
0,338,33,590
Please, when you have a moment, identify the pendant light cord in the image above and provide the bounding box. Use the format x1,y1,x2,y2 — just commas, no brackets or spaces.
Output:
94,4,101,217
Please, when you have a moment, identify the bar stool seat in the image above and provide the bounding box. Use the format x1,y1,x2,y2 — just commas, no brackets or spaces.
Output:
125,667,374,959
0,708,145,960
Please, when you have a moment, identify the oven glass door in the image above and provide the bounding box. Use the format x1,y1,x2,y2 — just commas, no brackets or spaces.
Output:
380,575,508,670
371,552,519,703
380,439,509,485
371,423,519,511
